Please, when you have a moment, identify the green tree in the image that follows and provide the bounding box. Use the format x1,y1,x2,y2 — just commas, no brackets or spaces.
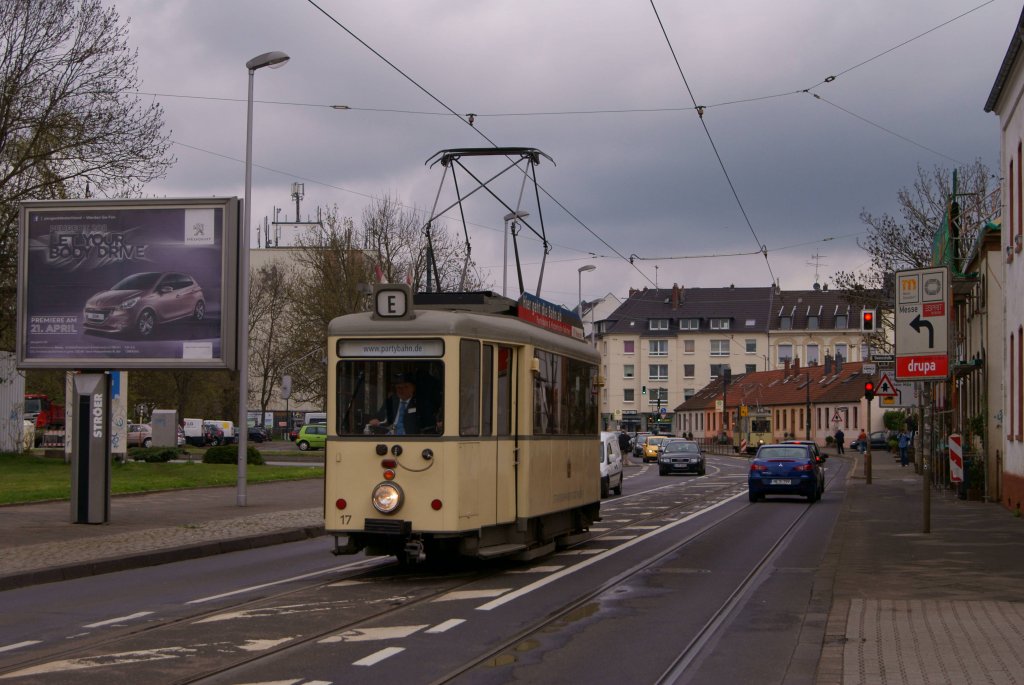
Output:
0,0,174,350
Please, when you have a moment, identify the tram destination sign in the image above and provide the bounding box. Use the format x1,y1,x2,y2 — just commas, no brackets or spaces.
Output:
894,267,950,381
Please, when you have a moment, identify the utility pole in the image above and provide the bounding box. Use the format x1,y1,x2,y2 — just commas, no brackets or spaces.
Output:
805,371,811,440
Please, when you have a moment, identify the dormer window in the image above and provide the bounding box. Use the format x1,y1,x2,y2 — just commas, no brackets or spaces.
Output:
649,319,668,331
679,318,699,330
710,318,730,330
835,314,848,329
780,316,792,330
808,315,819,330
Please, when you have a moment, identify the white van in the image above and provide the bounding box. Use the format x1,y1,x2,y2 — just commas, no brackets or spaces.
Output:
599,431,624,498
183,418,207,446
304,412,327,425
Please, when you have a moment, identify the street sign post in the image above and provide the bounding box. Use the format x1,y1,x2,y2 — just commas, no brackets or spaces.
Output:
894,267,950,381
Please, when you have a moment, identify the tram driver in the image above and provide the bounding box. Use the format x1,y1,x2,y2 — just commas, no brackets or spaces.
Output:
367,372,439,435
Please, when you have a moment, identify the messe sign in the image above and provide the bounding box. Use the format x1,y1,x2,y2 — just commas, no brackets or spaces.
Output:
894,267,949,381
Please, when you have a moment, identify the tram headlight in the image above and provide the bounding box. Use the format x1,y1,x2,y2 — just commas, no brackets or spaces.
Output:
371,482,404,514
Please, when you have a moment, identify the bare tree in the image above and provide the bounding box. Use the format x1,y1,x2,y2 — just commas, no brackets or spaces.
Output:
832,161,999,348
248,262,290,426
0,0,174,348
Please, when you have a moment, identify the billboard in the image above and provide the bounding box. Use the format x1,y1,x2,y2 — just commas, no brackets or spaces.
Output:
17,198,239,369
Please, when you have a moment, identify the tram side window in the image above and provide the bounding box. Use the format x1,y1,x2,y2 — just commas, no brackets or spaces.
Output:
335,359,444,436
482,345,494,436
460,340,481,436
496,346,513,436
533,349,597,436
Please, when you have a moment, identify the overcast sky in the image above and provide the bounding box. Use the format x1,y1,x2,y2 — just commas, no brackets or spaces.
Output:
112,0,1018,310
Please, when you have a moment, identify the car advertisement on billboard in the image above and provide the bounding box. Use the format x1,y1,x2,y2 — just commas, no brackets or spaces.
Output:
17,198,239,369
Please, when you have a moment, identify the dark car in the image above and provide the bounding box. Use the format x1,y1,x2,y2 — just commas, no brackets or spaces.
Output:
781,439,826,462
748,443,825,503
851,431,893,452
83,271,205,338
658,439,705,476
248,426,270,443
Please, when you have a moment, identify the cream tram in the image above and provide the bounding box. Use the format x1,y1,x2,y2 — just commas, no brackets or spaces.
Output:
325,284,602,563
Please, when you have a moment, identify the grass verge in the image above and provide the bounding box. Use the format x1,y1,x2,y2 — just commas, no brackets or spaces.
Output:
0,452,323,505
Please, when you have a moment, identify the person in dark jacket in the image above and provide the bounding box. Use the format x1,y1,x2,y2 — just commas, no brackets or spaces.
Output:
835,428,845,455
368,373,436,435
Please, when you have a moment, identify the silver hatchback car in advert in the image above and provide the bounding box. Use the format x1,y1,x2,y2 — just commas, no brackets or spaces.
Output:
83,272,205,338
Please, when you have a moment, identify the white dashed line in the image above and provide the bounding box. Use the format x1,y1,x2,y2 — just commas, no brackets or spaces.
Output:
83,611,154,628
433,588,510,602
425,618,466,634
0,641,41,654
353,646,404,666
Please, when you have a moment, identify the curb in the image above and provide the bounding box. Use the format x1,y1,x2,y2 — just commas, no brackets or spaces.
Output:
0,524,326,592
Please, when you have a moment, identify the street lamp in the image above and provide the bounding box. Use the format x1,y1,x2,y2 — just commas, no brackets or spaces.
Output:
503,211,529,297
578,264,596,342
238,50,290,507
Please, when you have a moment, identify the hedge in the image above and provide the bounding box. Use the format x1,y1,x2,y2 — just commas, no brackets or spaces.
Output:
202,444,264,465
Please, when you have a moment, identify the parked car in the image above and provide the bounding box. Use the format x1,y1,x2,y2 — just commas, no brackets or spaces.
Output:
599,431,624,497
248,425,270,443
295,424,327,451
748,443,825,503
658,439,705,476
127,423,152,448
82,271,205,338
850,431,893,452
781,439,826,462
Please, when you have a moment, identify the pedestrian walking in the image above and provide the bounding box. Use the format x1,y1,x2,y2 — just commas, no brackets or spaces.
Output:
898,430,911,467
835,428,845,455
856,428,868,453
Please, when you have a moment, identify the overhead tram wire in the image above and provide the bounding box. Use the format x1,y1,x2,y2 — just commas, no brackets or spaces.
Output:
303,0,657,289
648,0,776,286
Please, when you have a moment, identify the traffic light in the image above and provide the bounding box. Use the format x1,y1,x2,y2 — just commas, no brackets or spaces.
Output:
642,385,647,395
861,308,876,331
864,381,875,401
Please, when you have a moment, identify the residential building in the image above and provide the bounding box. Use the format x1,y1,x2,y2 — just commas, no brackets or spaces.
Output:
676,359,881,446
595,283,871,433
578,292,621,345
985,6,1024,512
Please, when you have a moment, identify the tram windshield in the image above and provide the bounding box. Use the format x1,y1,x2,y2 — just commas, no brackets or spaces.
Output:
335,360,444,436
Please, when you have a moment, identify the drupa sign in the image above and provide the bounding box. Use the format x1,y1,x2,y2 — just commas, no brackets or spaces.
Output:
894,267,950,381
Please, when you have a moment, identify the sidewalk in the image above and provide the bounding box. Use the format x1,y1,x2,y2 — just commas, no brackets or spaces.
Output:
0,478,325,591
813,449,1024,684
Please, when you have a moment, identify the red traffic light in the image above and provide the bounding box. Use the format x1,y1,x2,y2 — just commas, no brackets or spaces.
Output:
864,381,875,400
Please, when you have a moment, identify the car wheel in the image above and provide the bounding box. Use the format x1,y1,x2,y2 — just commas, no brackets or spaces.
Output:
193,300,205,320
136,309,156,337
659,468,668,476
600,476,609,498
298,440,310,451
698,464,706,476
613,475,622,496
748,490,760,503
212,437,221,446
142,437,152,448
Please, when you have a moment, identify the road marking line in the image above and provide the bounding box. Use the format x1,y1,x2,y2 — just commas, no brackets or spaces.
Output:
83,611,153,628
0,641,41,654
320,625,427,643
554,549,603,556
188,558,385,604
353,646,404,666
507,565,564,574
425,618,465,633
598,535,638,540
476,491,746,612
433,588,510,602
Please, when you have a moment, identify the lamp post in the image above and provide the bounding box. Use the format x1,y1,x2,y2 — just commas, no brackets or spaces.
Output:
503,211,529,297
577,264,596,343
238,50,289,507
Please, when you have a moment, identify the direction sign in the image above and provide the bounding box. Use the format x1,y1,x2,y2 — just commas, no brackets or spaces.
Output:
863,363,877,375
895,267,950,381
871,353,895,363
875,373,898,397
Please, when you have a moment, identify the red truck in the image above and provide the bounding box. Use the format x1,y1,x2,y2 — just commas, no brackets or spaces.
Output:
24,393,65,446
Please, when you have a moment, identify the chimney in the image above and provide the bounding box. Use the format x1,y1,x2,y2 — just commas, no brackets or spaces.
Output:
793,357,801,372
784,358,791,372
671,283,680,309
824,353,833,375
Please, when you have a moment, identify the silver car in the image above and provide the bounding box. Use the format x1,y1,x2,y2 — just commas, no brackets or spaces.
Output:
83,272,205,338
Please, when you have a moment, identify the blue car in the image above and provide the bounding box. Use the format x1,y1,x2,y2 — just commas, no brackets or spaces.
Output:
748,443,824,503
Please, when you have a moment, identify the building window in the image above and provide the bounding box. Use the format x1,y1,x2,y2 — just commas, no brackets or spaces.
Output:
649,339,668,356
651,387,668,403
778,343,793,363
624,388,635,403
745,339,756,353
624,340,635,354
710,363,729,378
835,314,848,329
649,319,668,331
679,318,699,330
623,364,634,379
745,364,757,374
806,344,819,365
745,318,757,327
835,343,848,362
684,339,695,354
710,339,730,357
684,388,695,400
683,364,695,378
808,315,819,330
710,318,730,330
780,316,792,330
649,364,668,380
